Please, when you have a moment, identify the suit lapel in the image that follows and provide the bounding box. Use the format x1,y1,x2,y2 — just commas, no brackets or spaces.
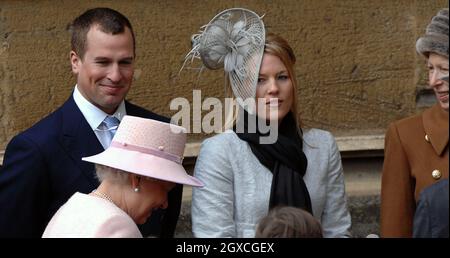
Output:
60,96,104,187
125,101,170,122
423,104,449,156
58,99,168,188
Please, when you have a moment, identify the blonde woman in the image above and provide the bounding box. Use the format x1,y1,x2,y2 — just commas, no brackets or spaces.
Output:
187,9,351,238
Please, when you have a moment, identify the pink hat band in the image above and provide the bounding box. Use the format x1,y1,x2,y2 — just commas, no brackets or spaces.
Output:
110,141,183,164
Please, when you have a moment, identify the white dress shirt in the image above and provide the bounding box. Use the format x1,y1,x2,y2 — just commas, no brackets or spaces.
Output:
72,85,126,149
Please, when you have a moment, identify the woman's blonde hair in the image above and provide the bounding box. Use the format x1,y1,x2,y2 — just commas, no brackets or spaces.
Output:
224,32,302,130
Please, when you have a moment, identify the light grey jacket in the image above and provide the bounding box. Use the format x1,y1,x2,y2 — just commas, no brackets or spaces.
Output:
191,128,352,238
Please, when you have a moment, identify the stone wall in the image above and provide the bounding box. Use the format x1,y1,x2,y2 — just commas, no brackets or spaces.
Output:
0,0,448,150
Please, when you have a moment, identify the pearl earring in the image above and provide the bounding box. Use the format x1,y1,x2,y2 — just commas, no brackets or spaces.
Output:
134,187,139,192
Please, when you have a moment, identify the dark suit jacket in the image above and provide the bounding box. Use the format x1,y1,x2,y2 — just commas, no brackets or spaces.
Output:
0,96,183,237
413,178,449,238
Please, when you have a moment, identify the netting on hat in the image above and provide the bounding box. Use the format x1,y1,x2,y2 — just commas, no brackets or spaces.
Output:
182,8,265,111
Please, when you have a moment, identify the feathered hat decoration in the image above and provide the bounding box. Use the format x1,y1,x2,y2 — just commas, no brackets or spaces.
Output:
182,8,265,111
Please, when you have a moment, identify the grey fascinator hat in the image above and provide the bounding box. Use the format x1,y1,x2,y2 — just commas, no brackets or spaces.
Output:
416,8,449,58
183,8,265,110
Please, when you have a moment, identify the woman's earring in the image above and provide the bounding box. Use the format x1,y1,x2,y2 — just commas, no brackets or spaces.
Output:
134,187,139,193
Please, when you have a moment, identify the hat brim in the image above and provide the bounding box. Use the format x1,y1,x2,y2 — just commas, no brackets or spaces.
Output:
416,35,449,58
82,147,203,187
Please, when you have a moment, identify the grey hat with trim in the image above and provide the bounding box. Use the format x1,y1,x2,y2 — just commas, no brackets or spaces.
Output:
416,8,449,58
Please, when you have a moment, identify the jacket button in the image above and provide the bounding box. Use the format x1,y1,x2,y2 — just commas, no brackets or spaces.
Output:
425,134,430,142
432,169,442,180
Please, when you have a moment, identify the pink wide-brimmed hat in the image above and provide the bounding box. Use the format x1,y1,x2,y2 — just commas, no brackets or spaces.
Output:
82,115,203,187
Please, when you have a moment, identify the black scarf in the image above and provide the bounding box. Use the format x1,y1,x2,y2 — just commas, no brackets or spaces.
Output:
234,111,312,214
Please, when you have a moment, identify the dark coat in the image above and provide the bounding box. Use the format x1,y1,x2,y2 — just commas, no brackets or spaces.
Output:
0,96,183,237
381,104,449,237
413,178,449,238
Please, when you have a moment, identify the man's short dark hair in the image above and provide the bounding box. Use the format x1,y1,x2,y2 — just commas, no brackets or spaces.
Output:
69,7,135,59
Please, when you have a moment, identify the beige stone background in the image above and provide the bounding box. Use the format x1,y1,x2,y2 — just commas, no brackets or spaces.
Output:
0,0,448,155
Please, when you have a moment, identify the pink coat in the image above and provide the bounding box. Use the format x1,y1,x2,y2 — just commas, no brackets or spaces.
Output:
42,192,142,238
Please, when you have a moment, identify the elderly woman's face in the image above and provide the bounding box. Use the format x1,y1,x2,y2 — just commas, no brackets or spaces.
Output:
427,53,449,111
255,53,294,121
133,179,175,225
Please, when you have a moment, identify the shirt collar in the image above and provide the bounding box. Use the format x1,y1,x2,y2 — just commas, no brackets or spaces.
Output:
73,85,126,130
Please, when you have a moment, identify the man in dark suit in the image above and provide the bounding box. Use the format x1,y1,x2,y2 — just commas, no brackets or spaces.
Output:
0,7,182,238
413,178,449,238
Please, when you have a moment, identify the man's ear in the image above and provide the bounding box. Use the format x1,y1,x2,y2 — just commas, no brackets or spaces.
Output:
70,50,81,74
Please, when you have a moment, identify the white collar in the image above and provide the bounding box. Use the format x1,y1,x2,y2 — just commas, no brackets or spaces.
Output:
73,85,126,130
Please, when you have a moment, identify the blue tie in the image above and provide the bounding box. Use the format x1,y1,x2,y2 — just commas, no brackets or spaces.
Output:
101,116,120,144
